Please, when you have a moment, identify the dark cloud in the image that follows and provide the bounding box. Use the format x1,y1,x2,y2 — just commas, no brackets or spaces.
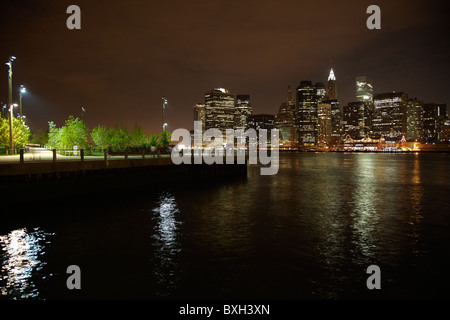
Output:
0,0,448,134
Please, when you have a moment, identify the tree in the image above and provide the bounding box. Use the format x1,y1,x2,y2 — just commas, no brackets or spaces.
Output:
158,130,172,148
130,123,148,147
61,116,89,149
148,134,159,147
12,117,31,148
91,125,108,151
0,116,31,148
47,121,63,149
107,125,130,151
0,117,8,146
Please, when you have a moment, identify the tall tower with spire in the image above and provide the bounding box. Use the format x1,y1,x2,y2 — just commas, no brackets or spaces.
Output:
327,68,337,100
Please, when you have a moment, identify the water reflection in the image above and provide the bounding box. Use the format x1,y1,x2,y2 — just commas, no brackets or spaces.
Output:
352,155,378,259
408,155,425,254
0,227,54,299
151,192,182,297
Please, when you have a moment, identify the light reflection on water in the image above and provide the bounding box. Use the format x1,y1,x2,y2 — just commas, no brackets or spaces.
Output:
151,192,183,298
0,227,54,299
352,155,379,259
0,152,449,299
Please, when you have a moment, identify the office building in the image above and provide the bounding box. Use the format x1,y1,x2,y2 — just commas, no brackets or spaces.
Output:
317,103,332,147
327,68,337,100
343,101,371,139
275,102,296,147
324,99,342,145
296,81,323,146
423,103,448,142
406,98,424,141
235,94,252,131
247,114,275,131
372,91,408,140
275,86,297,147
204,88,235,133
356,76,373,102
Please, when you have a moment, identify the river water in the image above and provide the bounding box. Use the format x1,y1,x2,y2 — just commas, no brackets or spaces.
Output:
1,152,449,300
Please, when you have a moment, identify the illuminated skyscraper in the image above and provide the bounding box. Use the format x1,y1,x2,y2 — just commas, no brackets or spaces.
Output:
356,76,373,102
327,68,337,100
317,103,332,147
372,91,408,140
235,94,252,131
247,114,275,131
247,113,276,145
343,101,370,139
423,103,448,142
204,88,235,133
296,81,318,146
275,86,297,147
406,98,424,141
325,99,342,145
193,103,206,127
275,102,296,147
193,103,206,146
295,81,328,147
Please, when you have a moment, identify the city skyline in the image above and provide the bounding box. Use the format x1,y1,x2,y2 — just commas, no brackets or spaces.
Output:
1,0,449,135
1,0,450,305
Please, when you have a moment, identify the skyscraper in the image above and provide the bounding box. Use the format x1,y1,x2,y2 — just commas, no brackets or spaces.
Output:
247,113,276,145
275,102,296,147
275,86,297,147
317,103,332,147
235,94,252,131
343,101,370,139
296,81,324,146
247,114,275,131
324,99,342,145
193,103,206,147
406,98,424,141
204,88,235,133
193,103,206,127
356,76,373,102
372,91,408,140
327,68,337,100
423,103,448,142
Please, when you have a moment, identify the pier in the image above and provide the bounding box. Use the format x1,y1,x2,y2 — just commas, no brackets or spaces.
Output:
0,149,248,204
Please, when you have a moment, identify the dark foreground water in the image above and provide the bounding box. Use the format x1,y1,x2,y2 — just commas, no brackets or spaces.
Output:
1,152,449,300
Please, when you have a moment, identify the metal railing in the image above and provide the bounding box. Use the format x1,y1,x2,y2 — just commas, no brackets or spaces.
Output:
0,147,171,164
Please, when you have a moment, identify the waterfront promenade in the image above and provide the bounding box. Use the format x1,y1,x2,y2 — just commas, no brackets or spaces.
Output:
0,147,248,205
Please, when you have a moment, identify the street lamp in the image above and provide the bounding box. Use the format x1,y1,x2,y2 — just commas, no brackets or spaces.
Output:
19,85,26,118
9,103,18,152
163,122,168,131
5,56,16,109
162,97,167,133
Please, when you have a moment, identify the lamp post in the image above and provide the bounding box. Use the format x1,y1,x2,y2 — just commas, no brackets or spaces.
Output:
9,103,18,152
19,85,26,118
5,56,16,111
162,97,167,133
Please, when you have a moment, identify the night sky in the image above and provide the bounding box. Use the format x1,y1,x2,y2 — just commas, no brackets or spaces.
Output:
1,0,449,135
